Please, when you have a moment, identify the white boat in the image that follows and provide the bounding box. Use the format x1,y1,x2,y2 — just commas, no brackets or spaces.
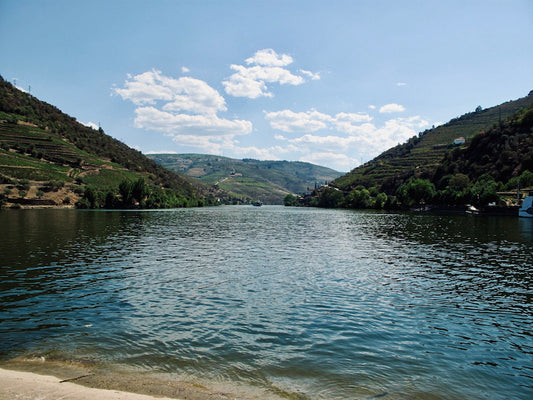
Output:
519,191,533,218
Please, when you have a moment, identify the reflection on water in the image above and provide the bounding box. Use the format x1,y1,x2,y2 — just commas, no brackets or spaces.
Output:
0,207,532,399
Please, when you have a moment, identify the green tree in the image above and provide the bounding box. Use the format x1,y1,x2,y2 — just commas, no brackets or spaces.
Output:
283,194,298,206
345,187,371,209
470,174,499,206
318,187,344,208
83,186,98,208
373,192,388,209
397,179,436,206
131,178,149,204
119,180,133,206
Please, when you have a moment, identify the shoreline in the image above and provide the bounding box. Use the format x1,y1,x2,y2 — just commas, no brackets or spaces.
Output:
0,367,181,400
0,359,289,400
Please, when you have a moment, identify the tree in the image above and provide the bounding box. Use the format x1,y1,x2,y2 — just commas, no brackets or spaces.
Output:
131,178,149,204
373,192,388,209
449,173,471,192
470,174,500,206
397,179,436,206
283,194,298,206
119,180,133,206
345,187,371,209
318,187,344,208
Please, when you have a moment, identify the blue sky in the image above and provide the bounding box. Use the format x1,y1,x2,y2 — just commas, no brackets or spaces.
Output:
1,0,532,171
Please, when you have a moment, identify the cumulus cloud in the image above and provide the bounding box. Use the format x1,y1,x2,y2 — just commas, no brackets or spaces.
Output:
181,66,190,73
299,69,321,80
300,152,357,172
396,82,407,86
114,70,253,152
83,121,99,130
134,107,252,136
264,109,372,133
379,103,406,113
223,49,319,98
114,69,226,115
270,109,431,171
245,48,293,66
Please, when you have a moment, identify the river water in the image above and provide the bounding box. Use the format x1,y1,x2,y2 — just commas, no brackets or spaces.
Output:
0,206,532,399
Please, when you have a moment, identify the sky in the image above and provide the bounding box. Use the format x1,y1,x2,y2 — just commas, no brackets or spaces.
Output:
1,0,532,172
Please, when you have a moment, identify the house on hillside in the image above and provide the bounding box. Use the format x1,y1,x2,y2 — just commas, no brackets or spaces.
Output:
454,137,466,145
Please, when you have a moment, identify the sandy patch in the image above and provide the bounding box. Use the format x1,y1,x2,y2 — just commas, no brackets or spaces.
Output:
0,368,180,400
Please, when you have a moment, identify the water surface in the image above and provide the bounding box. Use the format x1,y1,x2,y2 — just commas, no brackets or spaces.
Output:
0,206,532,399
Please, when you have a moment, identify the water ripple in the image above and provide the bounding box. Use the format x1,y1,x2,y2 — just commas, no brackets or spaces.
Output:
0,207,532,399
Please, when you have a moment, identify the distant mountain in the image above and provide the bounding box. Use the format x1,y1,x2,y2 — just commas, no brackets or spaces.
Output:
0,76,218,208
148,153,343,204
334,91,533,194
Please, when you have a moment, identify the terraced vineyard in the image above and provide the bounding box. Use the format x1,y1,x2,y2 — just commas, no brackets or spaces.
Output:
334,91,533,193
0,76,213,208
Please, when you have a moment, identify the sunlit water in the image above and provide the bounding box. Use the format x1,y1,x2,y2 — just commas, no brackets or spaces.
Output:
0,206,532,399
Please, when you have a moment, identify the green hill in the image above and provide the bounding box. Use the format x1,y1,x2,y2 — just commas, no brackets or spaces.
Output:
334,91,533,194
0,75,218,208
304,95,533,211
433,105,533,188
148,153,342,204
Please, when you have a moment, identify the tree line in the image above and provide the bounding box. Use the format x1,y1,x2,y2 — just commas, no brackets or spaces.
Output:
76,178,216,209
285,169,533,210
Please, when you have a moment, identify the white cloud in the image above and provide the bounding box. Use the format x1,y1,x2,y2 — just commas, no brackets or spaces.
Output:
181,66,190,73
245,49,293,67
114,70,253,153
299,69,321,80
265,109,331,132
223,49,319,98
83,121,99,130
271,111,431,171
368,105,376,110
114,70,226,115
134,106,252,136
396,82,407,86
300,152,357,172
145,150,178,154
379,103,406,113
264,109,372,133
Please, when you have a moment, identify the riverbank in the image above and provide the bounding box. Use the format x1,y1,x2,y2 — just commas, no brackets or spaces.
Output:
0,358,286,400
0,367,181,400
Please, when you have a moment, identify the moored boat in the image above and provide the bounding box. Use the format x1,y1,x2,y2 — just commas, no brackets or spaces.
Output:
519,191,533,218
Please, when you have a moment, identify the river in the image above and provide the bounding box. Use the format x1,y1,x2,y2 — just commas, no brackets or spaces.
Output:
0,206,531,399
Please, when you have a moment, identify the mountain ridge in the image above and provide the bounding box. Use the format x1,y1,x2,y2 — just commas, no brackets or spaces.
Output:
334,91,533,194
148,153,343,204
0,75,220,208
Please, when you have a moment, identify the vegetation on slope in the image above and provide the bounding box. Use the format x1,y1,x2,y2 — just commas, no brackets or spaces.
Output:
149,153,342,204
291,95,533,212
0,76,218,209
334,91,533,194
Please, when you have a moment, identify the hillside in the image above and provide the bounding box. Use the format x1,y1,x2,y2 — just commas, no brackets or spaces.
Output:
433,105,533,187
148,153,342,204
0,76,218,208
334,91,533,194
303,98,533,211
